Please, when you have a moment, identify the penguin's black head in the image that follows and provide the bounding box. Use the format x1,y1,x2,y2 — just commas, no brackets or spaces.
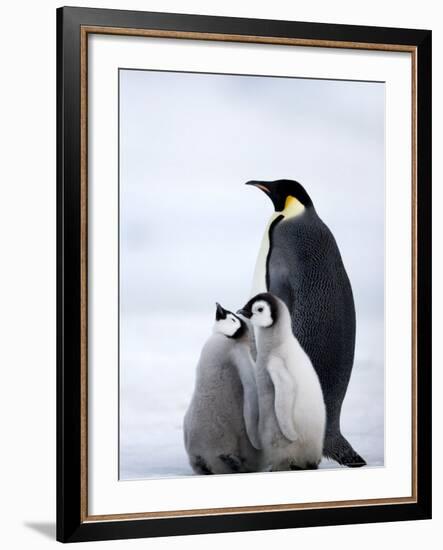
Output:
245,179,313,212
237,293,279,328
214,303,247,339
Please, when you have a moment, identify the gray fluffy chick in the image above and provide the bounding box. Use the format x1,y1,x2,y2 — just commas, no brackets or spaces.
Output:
183,303,260,475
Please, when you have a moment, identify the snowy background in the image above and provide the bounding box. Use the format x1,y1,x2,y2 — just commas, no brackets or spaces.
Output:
119,69,385,479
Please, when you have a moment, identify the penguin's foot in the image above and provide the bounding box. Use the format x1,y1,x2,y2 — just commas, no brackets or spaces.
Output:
323,434,367,468
219,453,246,473
191,455,213,475
290,462,319,471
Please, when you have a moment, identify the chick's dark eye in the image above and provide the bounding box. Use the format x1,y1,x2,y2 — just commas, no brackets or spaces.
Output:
258,307,263,313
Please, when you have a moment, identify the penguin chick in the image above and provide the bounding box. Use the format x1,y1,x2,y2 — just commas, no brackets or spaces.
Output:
183,303,260,475
238,293,326,471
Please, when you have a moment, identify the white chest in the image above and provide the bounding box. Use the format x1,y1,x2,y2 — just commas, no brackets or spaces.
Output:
250,197,305,297
250,213,281,296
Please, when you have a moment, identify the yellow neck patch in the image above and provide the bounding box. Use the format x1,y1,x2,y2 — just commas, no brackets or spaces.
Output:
283,195,305,219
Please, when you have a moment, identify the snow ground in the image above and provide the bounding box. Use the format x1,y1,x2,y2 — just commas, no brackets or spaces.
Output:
119,313,384,480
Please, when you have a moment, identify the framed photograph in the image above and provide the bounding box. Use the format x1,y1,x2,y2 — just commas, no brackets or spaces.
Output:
57,6,432,543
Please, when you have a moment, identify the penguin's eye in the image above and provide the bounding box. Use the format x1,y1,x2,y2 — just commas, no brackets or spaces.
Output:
257,307,263,313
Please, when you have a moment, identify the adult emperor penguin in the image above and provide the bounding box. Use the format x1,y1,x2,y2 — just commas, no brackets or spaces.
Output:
238,293,325,471
245,179,366,467
183,303,260,475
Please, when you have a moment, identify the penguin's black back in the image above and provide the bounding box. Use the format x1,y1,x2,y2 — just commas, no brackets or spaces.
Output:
267,208,356,427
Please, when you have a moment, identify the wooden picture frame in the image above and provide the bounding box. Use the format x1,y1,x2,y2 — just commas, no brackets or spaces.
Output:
57,6,432,543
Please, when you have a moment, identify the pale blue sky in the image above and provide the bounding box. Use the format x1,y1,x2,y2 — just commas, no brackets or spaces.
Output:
119,69,384,320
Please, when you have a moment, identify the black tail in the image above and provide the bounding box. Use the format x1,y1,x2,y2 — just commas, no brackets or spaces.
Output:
324,433,366,468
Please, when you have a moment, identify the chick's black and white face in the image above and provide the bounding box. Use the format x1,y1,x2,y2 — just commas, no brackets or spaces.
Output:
215,313,242,337
249,300,274,328
214,304,243,338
